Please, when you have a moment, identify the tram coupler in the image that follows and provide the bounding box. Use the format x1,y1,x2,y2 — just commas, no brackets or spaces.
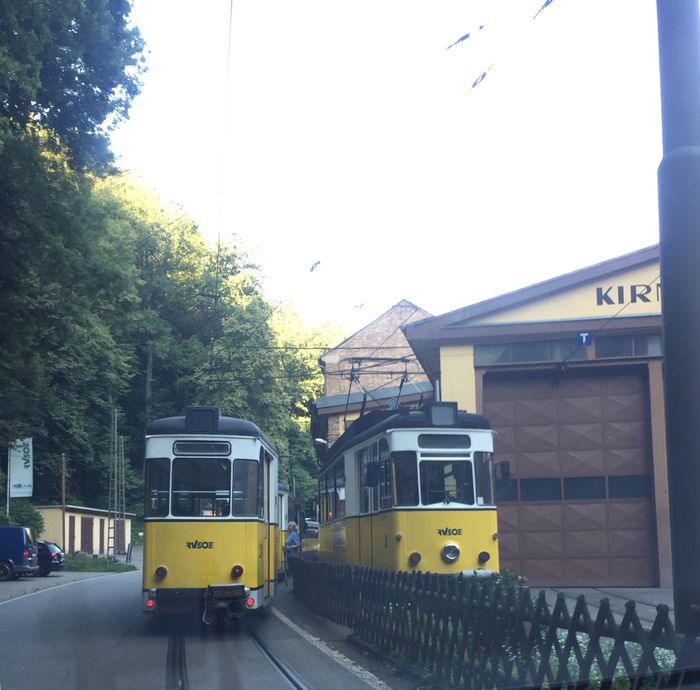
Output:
202,584,249,625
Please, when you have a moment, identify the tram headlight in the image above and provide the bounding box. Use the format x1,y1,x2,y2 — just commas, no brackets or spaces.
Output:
231,564,244,579
478,551,491,565
155,565,168,580
441,543,460,563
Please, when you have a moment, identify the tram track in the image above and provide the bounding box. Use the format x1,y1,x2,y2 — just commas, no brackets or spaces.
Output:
165,633,190,690
164,622,315,690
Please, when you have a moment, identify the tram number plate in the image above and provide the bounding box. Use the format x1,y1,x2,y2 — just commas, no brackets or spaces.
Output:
208,585,244,600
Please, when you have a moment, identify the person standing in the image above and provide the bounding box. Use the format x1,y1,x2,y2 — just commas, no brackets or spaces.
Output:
284,521,301,579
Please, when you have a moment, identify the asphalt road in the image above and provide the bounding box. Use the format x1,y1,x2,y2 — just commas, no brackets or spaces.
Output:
0,571,414,690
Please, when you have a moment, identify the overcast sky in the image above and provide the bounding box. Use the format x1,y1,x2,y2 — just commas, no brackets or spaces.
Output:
111,0,663,334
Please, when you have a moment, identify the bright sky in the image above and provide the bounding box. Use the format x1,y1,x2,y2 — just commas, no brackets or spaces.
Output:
111,0,662,335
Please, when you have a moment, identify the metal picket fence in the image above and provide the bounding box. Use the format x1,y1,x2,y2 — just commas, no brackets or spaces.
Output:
292,559,700,689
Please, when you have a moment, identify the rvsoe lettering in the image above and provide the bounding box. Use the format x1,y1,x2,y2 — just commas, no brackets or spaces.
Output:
437,528,462,536
186,541,214,549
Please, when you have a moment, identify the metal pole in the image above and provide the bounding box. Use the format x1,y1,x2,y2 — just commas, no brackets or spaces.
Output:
657,0,700,633
6,444,10,517
61,453,66,551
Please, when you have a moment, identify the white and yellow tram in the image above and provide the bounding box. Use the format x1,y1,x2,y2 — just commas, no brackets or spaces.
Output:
317,402,499,575
142,406,280,623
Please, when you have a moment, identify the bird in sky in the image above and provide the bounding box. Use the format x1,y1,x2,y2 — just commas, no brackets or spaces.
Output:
310,261,320,272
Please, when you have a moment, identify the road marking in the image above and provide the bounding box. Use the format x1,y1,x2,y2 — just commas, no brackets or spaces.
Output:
271,607,394,690
0,571,135,607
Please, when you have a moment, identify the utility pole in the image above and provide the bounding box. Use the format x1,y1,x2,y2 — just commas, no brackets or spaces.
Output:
656,0,700,633
61,453,66,552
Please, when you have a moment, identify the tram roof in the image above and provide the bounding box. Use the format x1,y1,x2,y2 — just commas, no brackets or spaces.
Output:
323,403,491,466
146,407,276,452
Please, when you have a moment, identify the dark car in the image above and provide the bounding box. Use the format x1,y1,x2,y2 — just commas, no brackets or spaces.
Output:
0,525,39,580
36,540,66,576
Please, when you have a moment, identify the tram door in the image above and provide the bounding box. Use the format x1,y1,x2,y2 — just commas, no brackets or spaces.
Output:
359,448,380,568
261,448,270,598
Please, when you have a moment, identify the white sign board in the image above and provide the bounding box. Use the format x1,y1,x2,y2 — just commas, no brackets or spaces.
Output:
8,438,33,497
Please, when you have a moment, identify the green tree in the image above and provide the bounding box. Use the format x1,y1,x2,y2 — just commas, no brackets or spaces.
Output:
0,0,144,170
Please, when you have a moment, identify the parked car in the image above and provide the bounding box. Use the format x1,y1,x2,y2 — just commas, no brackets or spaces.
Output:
36,539,66,576
0,525,39,581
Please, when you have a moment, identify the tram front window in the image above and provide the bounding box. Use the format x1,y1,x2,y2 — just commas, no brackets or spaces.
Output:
419,460,475,505
392,451,419,506
145,457,170,517
172,457,231,517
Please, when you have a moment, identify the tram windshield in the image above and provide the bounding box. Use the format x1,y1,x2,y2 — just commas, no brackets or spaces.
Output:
144,456,264,518
172,457,231,517
419,460,475,505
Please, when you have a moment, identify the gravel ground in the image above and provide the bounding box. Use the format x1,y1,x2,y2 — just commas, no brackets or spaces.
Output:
0,569,115,604
0,546,142,604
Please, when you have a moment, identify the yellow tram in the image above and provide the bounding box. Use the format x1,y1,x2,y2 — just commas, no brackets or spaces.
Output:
142,406,280,623
317,402,499,575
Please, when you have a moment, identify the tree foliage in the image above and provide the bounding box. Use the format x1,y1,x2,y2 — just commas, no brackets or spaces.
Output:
0,0,144,170
0,4,337,521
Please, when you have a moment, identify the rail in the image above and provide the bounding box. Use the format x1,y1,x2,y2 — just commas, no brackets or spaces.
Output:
292,559,700,689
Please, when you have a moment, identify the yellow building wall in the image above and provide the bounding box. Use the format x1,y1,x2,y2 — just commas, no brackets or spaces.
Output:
38,508,63,544
440,345,477,411
468,262,660,326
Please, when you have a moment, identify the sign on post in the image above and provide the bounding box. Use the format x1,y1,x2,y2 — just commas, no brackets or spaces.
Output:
8,438,33,498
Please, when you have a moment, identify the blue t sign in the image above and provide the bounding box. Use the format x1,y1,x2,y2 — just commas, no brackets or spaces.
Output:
577,332,592,347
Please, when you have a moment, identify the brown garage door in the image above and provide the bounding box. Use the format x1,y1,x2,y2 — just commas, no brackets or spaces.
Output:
483,369,656,587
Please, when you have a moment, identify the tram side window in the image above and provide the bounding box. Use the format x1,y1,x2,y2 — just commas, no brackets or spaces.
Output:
233,459,259,517
392,452,418,506
378,440,392,509
172,457,231,517
145,458,170,517
358,448,370,513
334,463,346,519
474,452,494,506
419,460,475,506
319,472,332,522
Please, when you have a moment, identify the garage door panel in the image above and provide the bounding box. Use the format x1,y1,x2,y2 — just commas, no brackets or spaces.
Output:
521,532,564,557
559,423,604,451
560,450,606,475
609,558,655,585
602,394,646,422
557,377,602,397
516,425,559,452
497,533,519,559
515,398,558,425
601,375,645,395
518,504,562,531
558,397,603,424
605,448,648,474
564,558,610,584
485,400,516,426
604,421,648,450
608,530,653,557
497,505,519,532
563,503,607,530
517,451,560,477
493,426,517,454
563,530,609,557
607,501,651,530
521,559,565,583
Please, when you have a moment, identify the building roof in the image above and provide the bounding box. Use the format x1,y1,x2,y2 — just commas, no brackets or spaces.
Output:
37,505,136,518
403,244,660,377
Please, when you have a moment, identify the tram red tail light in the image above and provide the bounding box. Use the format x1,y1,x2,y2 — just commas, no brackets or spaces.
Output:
408,551,422,566
145,598,156,610
246,597,255,608
231,565,244,579
478,551,491,564
155,565,168,580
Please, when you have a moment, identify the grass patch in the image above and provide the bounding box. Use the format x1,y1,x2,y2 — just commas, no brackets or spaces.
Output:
66,554,136,573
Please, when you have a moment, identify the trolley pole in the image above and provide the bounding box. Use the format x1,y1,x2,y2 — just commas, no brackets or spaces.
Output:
657,0,700,633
